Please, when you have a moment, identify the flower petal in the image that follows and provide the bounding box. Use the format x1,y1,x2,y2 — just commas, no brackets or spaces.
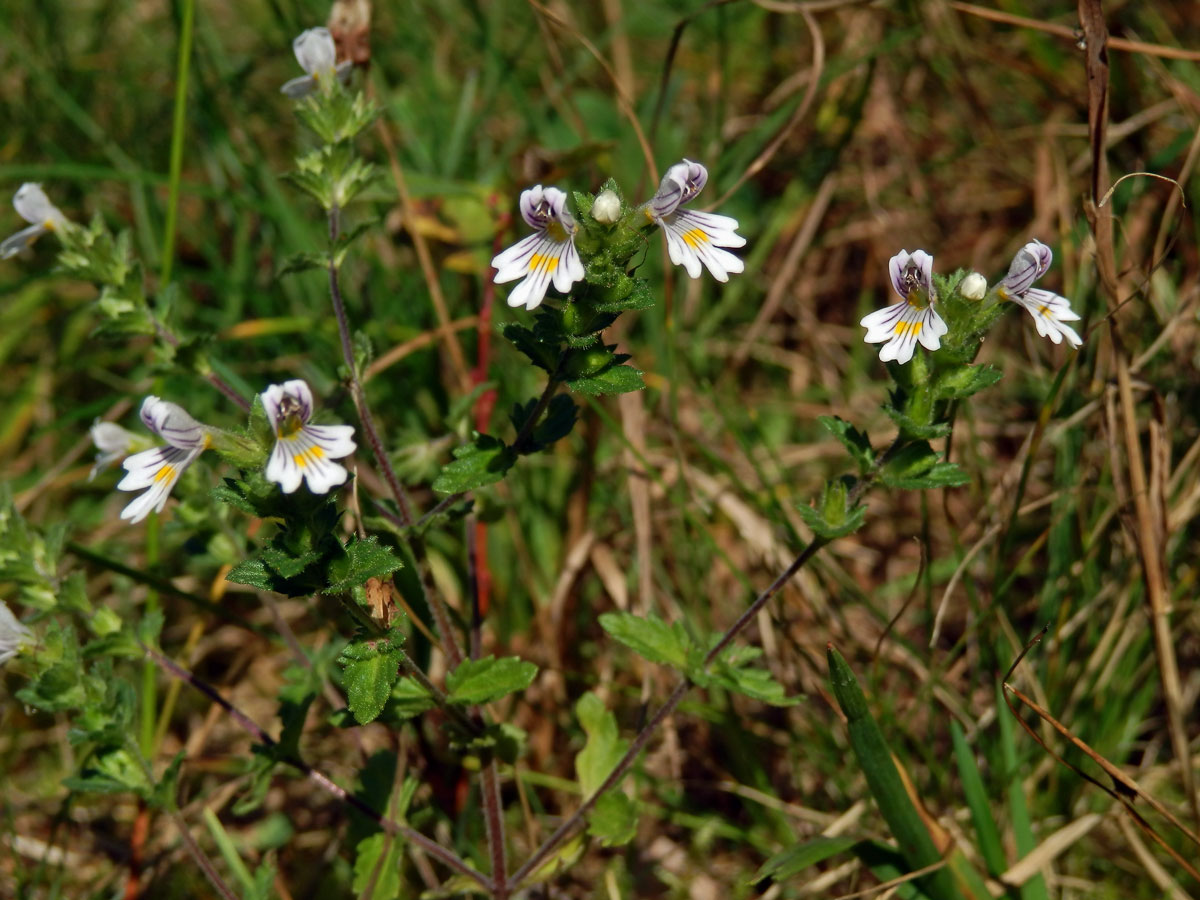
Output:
861,300,940,364
494,234,582,309
280,74,318,98
1013,289,1083,348
140,396,207,449
304,423,357,459
293,27,337,76
117,445,201,522
0,223,50,259
13,183,66,229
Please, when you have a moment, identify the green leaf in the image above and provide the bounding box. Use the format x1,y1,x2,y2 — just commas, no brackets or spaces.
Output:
818,416,875,474
881,442,970,490
449,721,528,764
276,251,328,278
703,645,801,706
445,655,538,706
883,404,951,440
62,745,152,798
588,792,638,846
500,321,560,372
752,835,859,884
593,276,655,313
511,394,579,452
432,433,517,493
574,693,626,795
598,612,690,669
352,833,403,900
383,676,437,721
566,363,645,396
324,536,405,595
262,546,324,579
933,364,1003,400
827,647,964,900
574,693,638,846
225,556,275,592
338,639,404,725
797,477,867,540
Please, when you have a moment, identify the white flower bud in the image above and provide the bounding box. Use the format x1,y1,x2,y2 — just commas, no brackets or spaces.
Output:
591,189,621,225
961,272,987,300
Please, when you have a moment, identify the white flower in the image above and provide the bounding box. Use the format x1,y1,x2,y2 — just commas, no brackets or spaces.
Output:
1,183,68,260
491,186,585,310
591,189,622,225
281,27,354,98
0,601,33,666
89,421,144,481
262,380,356,494
997,239,1082,348
960,272,987,301
860,249,949,364
116,397,210,523
642,159,745,282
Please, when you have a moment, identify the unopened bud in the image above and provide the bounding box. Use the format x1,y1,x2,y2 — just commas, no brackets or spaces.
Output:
961,272,987,300
591,189,621,225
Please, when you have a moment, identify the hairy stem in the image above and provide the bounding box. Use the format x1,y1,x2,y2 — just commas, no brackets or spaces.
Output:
327,205,415,526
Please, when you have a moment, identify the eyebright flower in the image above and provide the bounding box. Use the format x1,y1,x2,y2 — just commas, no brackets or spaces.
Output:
1,184,68,260
117,397,211,523
281,27,354,98
89,420,143,481
262,380,356,494
960,272,987,301
0,601,33,667
997,240,1082,348
491,186,585,310
642,160,745,282
860,249,949,364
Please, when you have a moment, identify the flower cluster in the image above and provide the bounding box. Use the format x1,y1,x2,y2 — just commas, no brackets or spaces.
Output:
96,381,357,523
859,240,1084,363
1,184,68,259
491,159,746,311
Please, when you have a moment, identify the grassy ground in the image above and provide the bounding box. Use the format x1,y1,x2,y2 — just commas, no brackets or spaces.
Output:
2,0,1199,897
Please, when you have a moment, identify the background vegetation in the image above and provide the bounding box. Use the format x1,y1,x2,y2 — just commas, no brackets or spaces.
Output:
1,0,1198,897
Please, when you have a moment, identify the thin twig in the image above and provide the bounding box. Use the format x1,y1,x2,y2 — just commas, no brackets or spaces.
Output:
481,761,509,898
166,806,240,900
140,642,491,890
951,1,1200,62
328,205,416,526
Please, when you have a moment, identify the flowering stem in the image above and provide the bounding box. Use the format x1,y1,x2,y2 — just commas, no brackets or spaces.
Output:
509,441,900,885
140,641,491,890
326,205,415,526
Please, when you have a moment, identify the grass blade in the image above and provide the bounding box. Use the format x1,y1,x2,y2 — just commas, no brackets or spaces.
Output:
827,646,964,900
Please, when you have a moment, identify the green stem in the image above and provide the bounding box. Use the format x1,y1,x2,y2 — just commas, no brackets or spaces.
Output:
160,0,195,285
